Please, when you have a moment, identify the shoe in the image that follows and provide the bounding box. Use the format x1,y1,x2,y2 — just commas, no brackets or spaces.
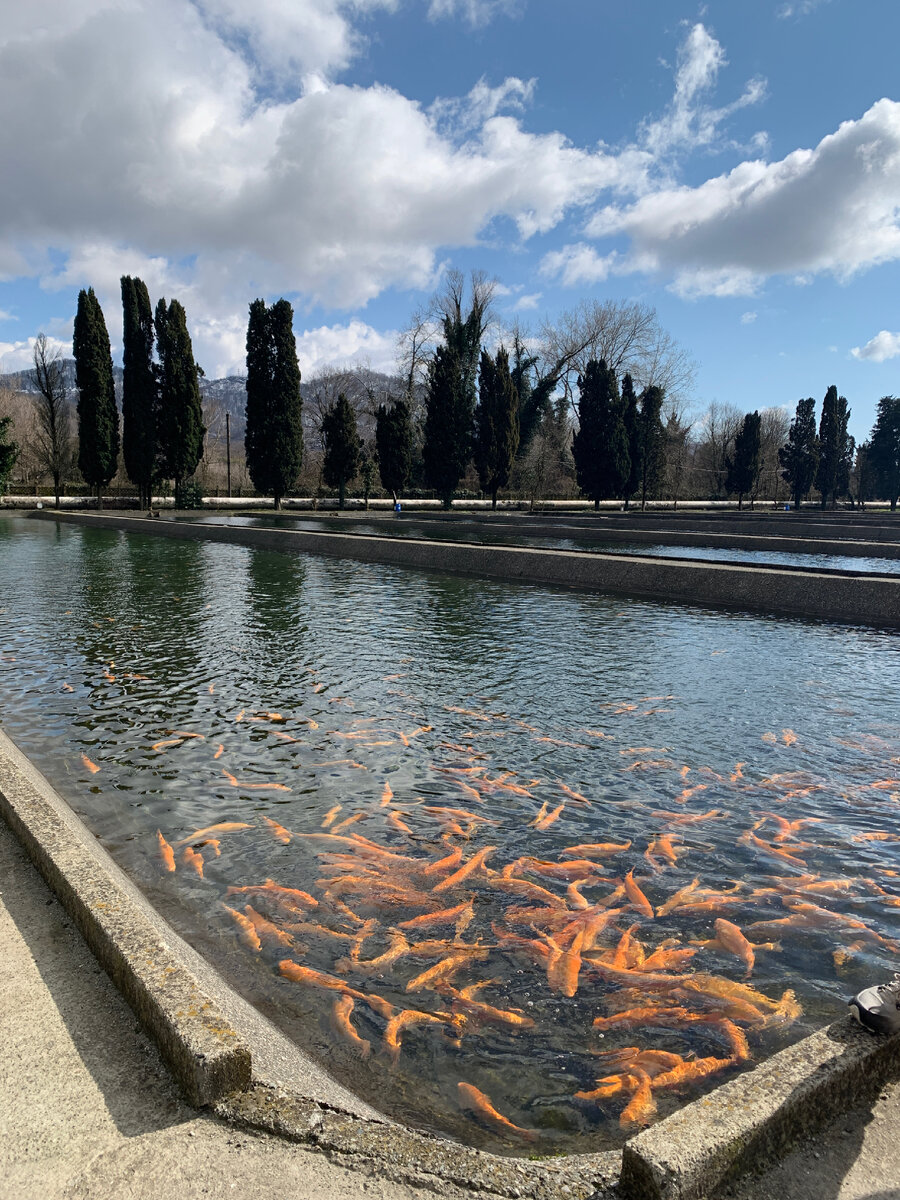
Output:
848,974,900,1035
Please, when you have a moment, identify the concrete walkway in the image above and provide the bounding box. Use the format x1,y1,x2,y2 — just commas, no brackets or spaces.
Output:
3,812,899,1200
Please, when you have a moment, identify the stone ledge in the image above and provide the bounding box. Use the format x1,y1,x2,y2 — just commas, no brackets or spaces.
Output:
0,729,251,1107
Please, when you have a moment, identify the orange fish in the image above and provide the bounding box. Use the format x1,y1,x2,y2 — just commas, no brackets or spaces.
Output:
243,904,293,949
321,805,342,828
177,821,252,845
423,842,465,877
197,838,221,857
561,841,631,859
156,830,176,872
624,870,654,919
263,815,292,844
279,959,359,994
383,1009,448,1064
151,738,184,751
182,845,204,878
457,1082,536,1141
226,879,319,909
406,950,488,993
223,904,262,951
388,810,413,834
213,743,224,760
331,812,365,834
782,729,798,746
221,769,290,792
533,802,565,831
381,782,394,806
761,731,777,743
711,918,758,977
652,1056,733,1089
652,809,725,827
398,900,475,933
81,753,100,775
673,784,708,805
444,982,534,1030
558,782,591,805
432,846,495,894
331,995,371,1058
619,1069,657,1129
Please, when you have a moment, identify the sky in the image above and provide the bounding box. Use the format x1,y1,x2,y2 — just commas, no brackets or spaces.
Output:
0,0,898,440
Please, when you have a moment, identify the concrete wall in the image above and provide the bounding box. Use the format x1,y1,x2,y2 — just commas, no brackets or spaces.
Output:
31,510,900,629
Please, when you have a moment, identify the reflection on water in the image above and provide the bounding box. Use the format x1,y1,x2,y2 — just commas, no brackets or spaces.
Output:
187,512,900,575
2,514,900,1155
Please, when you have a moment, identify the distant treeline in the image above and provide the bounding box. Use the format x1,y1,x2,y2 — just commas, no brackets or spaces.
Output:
1,273,898,511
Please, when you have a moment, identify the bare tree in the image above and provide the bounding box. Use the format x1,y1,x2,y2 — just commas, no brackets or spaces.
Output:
540,299,696,412
757,405,791,507
693,401,743,499
30,334,73,506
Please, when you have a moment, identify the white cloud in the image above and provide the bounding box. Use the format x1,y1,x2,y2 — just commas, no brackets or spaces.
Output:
193,0,398,87
580,99,900,297
740,310,757,324
0,310,17,322
426,0,521,28
639,24,766,158
296,319,398,376
851,330,900,363
512,292,541,311
0,335,71,374
778,0,830,18
539,244,619,287
430,76,536,136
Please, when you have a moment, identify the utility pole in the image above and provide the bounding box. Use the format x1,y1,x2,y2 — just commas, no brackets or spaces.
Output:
226,411,231,498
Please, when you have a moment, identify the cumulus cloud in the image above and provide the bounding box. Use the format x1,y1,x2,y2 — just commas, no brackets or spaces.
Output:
539,244,619,287
577,99,900,297
741,311,757,324
0,335,71,374
851,330,900,363
430,76,536,136
512,292,541,311
296,319,398,376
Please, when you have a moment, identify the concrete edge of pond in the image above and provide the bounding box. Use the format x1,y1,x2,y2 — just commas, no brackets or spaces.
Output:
619,1015,900,1200
0,727,251,1106
29,508,900,628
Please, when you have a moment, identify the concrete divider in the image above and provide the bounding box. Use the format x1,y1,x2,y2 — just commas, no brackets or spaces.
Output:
0,729,251,1106
31,509,900,628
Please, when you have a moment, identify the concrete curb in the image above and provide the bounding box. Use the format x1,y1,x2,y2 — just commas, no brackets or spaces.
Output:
0,729,251,1107
619,1015,900,1200
27,510,900,627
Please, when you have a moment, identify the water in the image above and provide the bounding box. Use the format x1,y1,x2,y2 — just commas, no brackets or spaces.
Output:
2,513,900,1154
186,513,900,575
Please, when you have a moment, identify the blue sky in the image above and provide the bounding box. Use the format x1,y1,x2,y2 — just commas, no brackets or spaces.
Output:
1,0,898,440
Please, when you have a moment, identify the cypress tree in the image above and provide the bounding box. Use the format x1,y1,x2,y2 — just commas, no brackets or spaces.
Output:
778,397,819,509
511,334,555,456
474,346,519,508
321,393,361,509
572,359,630,509
375,397,413,503
155,299,205,500
121,275,157,508
0,415,17,496
868,396,900,510
636,385,666,510
73,287,119,508
621,373,640,508
244,299,303,509
725,410,762,509
422,339,471,509
816,385,852,508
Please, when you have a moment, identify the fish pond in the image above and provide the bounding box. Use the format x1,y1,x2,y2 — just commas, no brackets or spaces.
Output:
188,513,900,575
1,513,900,1154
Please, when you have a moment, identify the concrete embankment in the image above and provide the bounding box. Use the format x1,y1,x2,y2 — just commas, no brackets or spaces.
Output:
275,510,900,561
32,509,900,628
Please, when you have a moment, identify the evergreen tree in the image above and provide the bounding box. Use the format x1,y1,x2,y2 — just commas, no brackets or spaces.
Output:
636,384,666,510
621,373,641,507
816,385,851,508
0,415,17,496
244,298,304,509
422,339,471,509
73,287,119,508
511,334,556,456
155,299,205,500
321,393,361,508
778,397,819,509
572,359,630,509
375,397,412,503
474,346,519,508
359,445,377,510
121,276,157,508
725,410,762,509
868,395,900,510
